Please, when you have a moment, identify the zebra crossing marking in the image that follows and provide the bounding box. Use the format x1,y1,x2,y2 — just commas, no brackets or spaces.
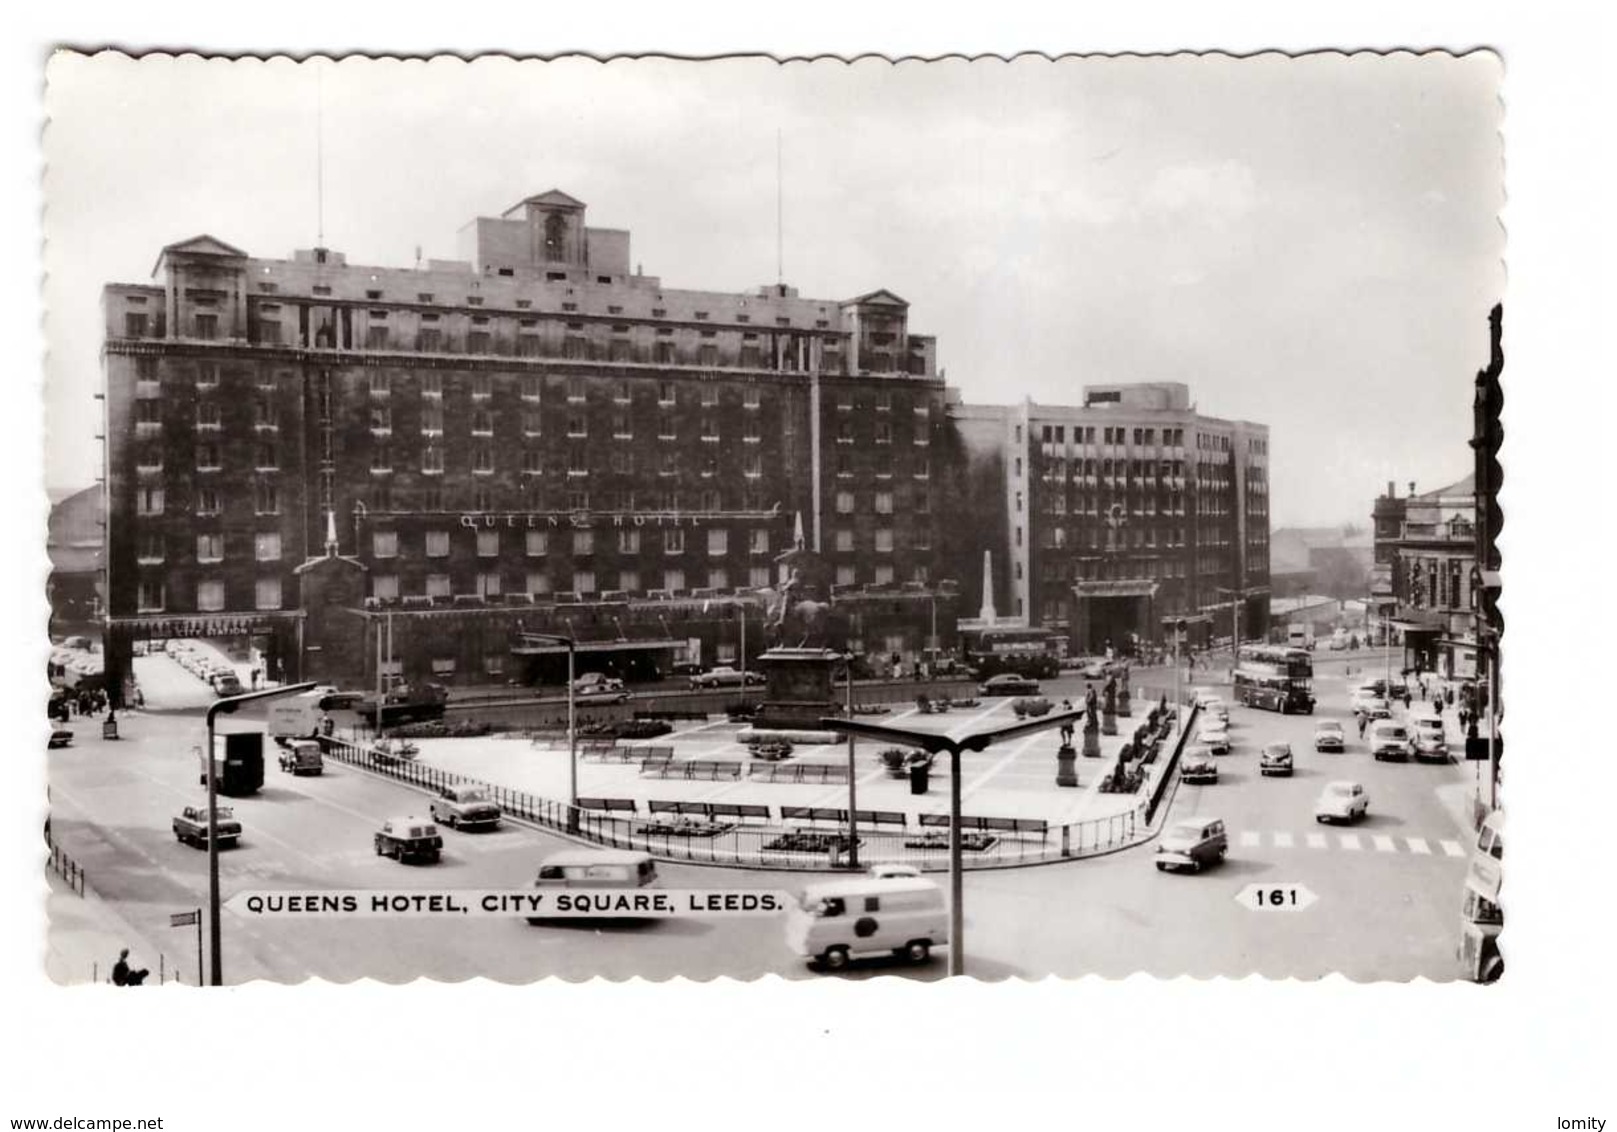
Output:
1372,835,1397,853
1406,837,1431,855
1273,832,1294,849
1239,830,1262,848
1339,834,1362,851
1305,832,1328,849
1441,839,1466,857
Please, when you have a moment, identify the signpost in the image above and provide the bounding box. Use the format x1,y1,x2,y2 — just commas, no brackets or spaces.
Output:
171,907,202,986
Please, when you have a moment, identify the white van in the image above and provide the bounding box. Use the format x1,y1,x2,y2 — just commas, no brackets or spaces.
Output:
785,876,948,970
528,849,658,924
1368,719,1412,762
267,691,326,745
1410,711,1448,761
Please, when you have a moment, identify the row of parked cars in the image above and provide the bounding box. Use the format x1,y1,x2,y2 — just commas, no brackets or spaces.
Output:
162,640,242,695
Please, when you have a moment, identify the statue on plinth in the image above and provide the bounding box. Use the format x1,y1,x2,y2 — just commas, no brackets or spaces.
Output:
1082,685,1101,757
1117,667,1132,717
1101,675,1118,736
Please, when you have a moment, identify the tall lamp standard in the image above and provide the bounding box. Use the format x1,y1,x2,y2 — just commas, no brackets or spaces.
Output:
204,681,316,986
819,708,1083,977
522,632,578,830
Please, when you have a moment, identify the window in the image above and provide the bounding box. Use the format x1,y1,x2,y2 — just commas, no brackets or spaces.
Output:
468,331,491,355
619,570,640,593
370,444,393,474
197,443,222,471
572,530,594,556
424,530,450,558
370,372,391,397
707,567,728,590
135,445,163,473
700,418,719,442
137,533,164,563
373,531,398,559
700,489,721,511
197,580,225,612
664,529,685,555
835,565,856,587
663,568,686,593
476,530,499,557
875,528,894,553
193,313,219,340
835,529,854,553
192,402,219,431
422,445,445,475
195,488,219,516
137,580,165,613
419,402,444,434
835,491,855,515
525,570,551,596
471,409,493,435
707,529,728,557
371,574,398,601
255,397,278,430
522,449,544,476
875,492,893,515
610,450,633,475
837,420,854,443
567,416,587,438
365,325,389,349
749,529,769,554
254,482,279,515
573,570,596,595
913,528,932,551
473,445,494,474
255,442,278,471
875,422,892,444
196,364,219,390
136,400,162,430
873,564,894,586
618,529,640,554
124,312,148,338
426,573,452,598
196,533,224,563
421,373,442,399
418,328,441,351
478,571,503,597
612,414,632,440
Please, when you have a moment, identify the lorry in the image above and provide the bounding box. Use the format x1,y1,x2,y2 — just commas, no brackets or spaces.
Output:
1286,622,1315,650
267,691,327,745
197,732,265,796
354,682,449,728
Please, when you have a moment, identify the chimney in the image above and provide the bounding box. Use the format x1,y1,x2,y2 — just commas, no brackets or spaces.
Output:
1409,481,1417,497
1387,481,1395,498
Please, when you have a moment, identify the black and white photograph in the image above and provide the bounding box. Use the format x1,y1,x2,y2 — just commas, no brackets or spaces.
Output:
38,49,1506,986
7,12,1611,1129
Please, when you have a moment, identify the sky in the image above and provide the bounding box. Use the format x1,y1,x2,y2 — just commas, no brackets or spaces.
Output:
42,50,1504,527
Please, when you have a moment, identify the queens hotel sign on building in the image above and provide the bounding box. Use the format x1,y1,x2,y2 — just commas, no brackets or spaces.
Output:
456,503,783,530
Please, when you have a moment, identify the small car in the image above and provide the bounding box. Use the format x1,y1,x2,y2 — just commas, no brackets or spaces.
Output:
173,804,241,849
1259,742,1294,777
1314,781,1370,824
1350,687,1387,714
1195,724,1231,756
1202,697,1230,724
1369,720,1412,762
867,862,923,879
1179,746,1219,784
277,740,324,776
214,673,244,696
688,665,766,689
374,816,443,863
1191,687,1219,708
1313,719,1346,752
574,675,632,704
1155,816,1227,873
978,673,1041,697
312,686,366,710
1410,712,1449,762
48,728,73,749
429,784,503,830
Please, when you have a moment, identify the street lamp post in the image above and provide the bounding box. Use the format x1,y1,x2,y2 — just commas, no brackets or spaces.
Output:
522,632,578,829
843,652,858,870
205,680,316,986
819,708,1083,977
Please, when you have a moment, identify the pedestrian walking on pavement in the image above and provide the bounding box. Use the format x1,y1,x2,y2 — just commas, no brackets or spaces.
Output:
1358,714,1367,739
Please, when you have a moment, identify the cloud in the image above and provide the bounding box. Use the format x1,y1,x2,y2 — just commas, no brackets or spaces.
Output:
1138,159,1259,219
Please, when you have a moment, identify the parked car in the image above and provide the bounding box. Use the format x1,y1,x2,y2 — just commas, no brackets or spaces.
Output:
1179,746,1219,784
1259,742,1294,777
1195,723,1231,756
978,673,1041,697
311,685,366,710
173,804,241,849
688,666,765,689
1369,720,1412,762
429,784,503,831
1314,781,1370,824
1313,719,1346,752
1155,816,1228,873
374,816,443,863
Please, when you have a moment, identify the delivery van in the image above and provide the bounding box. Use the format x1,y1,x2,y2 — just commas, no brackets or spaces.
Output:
267,691,326,746
527,850,658,924
785,876,948,970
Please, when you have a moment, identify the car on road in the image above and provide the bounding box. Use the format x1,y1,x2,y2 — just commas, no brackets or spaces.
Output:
1314,781,1370,823
687,665,766,690
978,673,1041,697
1067,657,1110,679
48,727,72,749
173,804,241,849
867,862,923,879
1195,723,1231,755
1369,720,1413,762
429,783,503,831
1155,816,1227,873
1259,742,1294,777
276,740,324,776
787,876,948,969
1351,685,1389,715
1179,746,1219,784
1410,711,1448,762
311,685,366,710
374,816,443,863
573,674,633,704
1200,696,1230,725
213,673,244,697
1191,687,1220,709
1313,719,1346,752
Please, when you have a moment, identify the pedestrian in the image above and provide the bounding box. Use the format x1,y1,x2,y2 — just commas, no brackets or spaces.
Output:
133,687,144,709
1358,714,1367,739
1445,686,1455,707
251,667,261,690
111,948,148,986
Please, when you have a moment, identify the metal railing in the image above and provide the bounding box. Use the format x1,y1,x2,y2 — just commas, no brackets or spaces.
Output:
47,841,87,896
321,733,1161,871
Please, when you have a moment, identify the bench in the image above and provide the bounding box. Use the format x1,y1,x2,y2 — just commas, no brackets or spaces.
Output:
576,797,638,815
916,813,1047,839
746,762,850,785
639,758,742,781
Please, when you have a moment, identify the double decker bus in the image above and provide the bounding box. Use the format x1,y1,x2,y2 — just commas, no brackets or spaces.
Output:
1233,645,1315,714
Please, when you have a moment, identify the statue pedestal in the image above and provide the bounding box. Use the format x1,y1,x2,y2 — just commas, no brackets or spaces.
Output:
1082,728,1101,758
1102,709,1118,736
751,647,841,732
1056,744,1079,787
1118,688,1132,717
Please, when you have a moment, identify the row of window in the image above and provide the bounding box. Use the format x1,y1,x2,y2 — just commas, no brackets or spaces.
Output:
137,577,282,614
831,491,930,515
1039,425,1190,448
135,485,279,516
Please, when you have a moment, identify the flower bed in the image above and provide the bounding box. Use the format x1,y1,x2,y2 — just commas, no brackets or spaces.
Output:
902,831,998,852
765,831,860,854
